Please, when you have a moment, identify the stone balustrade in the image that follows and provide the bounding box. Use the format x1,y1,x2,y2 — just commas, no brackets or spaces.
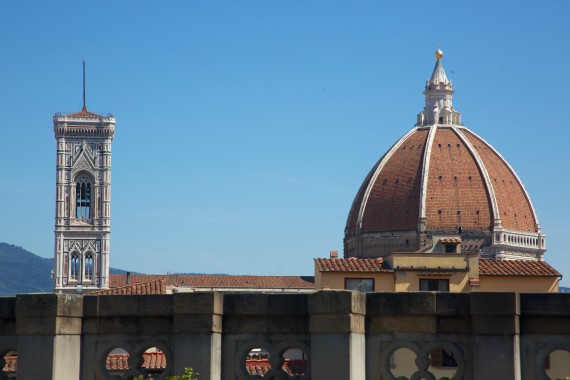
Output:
0,291,569,379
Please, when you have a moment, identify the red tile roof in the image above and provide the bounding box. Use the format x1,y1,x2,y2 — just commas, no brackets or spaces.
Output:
142,352,167,370
109,274,315,289
106,353,129,371
89,279,166,295
479,260,561,277
65,107,103,118
106,352,167,372
2,354,16,374
245,359,308,377
314,257,392,272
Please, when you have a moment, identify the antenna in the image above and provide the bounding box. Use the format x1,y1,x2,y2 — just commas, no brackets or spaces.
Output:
82,60,86,111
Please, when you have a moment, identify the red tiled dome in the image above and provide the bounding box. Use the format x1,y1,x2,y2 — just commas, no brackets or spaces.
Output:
344,53,544,261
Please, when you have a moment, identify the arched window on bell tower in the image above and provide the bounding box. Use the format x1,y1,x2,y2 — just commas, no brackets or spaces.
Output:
76,175,92,219
70,253,80,280
85,253,93,280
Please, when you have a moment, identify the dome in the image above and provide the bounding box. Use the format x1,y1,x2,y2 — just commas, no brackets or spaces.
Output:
344,52,545,261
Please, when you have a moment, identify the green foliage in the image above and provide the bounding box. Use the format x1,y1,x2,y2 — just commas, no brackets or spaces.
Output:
135,367,199,380
167,367,200,380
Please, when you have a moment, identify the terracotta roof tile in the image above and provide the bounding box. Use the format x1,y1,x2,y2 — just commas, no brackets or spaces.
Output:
245,359,308,377
65,107,103,118
2,354,17,374
142,352,167,370
314,257,392,272
106,352,167,371
89,279,166,295
106,353,129,371
479,259,561,277
109,274,315,289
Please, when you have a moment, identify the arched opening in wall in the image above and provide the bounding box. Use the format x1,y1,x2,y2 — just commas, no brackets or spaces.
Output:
105,347,130,379
138,347,167,379
246,348,271,377
428,347,457,378
544,349,570,379
85,253,93,280
1,350,17,378
389,347,418,379
281,348,309,377
70,253,80,281
75,175,92,219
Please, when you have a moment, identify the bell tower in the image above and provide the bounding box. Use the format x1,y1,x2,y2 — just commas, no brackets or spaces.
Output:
53,68,115,292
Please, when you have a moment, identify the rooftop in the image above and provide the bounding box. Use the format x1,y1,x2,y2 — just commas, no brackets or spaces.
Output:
109,274,315,290
479,259,561,277
89,279,166,295
314,257,392,272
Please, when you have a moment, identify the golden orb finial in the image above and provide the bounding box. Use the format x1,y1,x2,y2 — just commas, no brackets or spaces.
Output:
435,47,443,61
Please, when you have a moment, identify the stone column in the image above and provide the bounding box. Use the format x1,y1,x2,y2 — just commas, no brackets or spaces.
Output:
172,292,223,380
470,292,520,379
16,293,83,380
309,290,366,379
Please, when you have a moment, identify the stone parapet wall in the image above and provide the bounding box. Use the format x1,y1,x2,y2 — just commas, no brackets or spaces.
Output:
0,291,569,379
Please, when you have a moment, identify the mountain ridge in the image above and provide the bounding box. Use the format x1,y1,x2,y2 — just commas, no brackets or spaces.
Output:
0,242,129,296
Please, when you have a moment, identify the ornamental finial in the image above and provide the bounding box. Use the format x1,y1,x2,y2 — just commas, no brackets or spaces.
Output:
435,45,443,61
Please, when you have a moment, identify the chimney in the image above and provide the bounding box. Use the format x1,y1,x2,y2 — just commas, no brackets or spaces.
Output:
126,272,131,285
329,250,338,259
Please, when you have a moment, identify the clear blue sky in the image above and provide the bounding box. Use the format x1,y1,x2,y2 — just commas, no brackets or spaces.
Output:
1,1,569,285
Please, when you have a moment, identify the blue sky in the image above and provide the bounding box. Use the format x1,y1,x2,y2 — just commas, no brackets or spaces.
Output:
1,1,569,285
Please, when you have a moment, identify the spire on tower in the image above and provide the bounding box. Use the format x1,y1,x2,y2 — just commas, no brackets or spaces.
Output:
82,60,87,112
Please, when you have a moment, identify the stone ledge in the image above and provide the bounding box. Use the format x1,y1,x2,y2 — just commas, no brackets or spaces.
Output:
224,294,308,316
0,298,16,319
17,316,82,336
469,292,519,316
16,294,83,318
84,295,172,317
173,292,223,315
471,315,519,335
436,292,470,315
520,316,570,335
367,292,436,316
367,315,436,334
173,314,222,334
310,314,365,334
309,291,365,315
520,293,570,316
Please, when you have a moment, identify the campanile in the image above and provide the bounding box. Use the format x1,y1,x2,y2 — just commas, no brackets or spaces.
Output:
53,101,115,292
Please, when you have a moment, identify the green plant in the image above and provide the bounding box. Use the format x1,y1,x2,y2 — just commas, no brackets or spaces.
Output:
167,367,200,380
134,366,199,380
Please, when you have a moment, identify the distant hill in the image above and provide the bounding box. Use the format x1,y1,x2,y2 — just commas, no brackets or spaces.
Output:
0,243,130,296
560,286,570,293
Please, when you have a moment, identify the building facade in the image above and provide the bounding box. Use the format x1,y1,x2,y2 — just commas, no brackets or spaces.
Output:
53,106,115,292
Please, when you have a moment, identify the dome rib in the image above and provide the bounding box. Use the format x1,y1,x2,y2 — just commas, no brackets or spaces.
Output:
452,126,501,229
353,126,420,230
460,128,540,232
418,125,438,222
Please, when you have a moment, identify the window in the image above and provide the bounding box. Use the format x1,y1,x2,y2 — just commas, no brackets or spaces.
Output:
345,278,374,292
71,253,80,280
420,279,449,292
430,348,458,368
85,253,93,280
76,175,92,219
